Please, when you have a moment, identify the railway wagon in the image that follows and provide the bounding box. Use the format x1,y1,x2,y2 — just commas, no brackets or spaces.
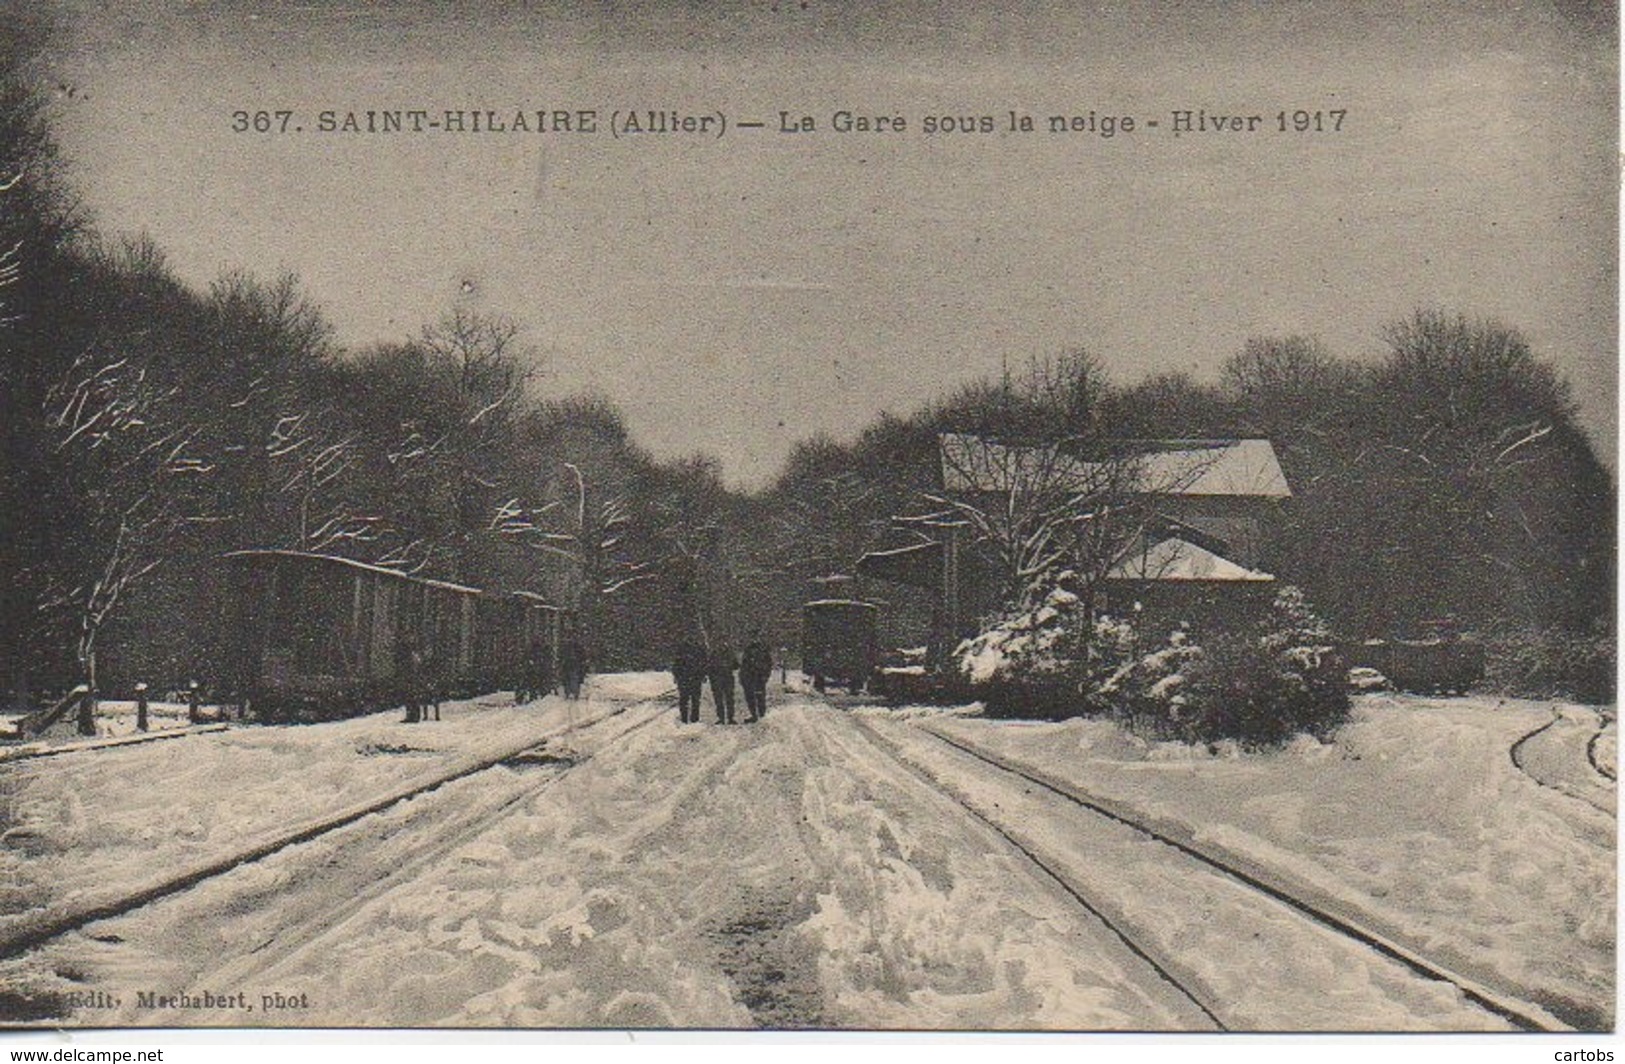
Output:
1345,637,1486,694
802,599,878,693
222,550,566,719
473,590,568,693
513,591,567,675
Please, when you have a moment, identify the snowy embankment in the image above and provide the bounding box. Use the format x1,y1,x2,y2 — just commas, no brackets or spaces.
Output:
0,676,668,943
915,692,1616,1029
0,700,215,756
38,700,204,742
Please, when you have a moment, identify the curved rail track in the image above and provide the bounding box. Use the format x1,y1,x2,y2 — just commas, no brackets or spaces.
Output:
1510,708,1614,815
1509,713,1561,776
0,689,675,966
1585,725,1615,782
847,713,1573,1033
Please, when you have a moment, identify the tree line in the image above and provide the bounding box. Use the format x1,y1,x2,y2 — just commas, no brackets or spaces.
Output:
0,46,772,695
756,332,1614,663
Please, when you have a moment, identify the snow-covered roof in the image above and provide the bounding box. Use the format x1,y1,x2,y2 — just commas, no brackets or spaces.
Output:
1106,537,1275,582
1131,439,1292,498
938,434,1291,499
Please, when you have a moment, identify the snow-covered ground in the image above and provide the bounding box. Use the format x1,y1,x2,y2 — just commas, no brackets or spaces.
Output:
1,699,217,752
0,681,1609,1031
915,692,1616,1029
3,690,1220,1030
0,677,664,941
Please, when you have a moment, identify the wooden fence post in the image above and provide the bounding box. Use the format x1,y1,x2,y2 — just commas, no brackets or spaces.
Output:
135,682,149,733
187,680,201,725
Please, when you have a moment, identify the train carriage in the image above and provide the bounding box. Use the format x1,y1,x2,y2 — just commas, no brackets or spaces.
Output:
472,591,526,693
222,550,568,720
802,599,878,694
513,590,568,687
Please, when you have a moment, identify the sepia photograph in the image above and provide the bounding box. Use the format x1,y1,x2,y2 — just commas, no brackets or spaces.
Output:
0,0,1616,1039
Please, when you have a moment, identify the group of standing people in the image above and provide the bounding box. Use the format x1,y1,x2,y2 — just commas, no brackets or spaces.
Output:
517,635,588,704
673,637,773,725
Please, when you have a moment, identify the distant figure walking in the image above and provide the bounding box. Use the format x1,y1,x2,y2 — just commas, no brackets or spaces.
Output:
517,640,537,703
707,641,739,724
560,635,587,700
537,639,556,700
420,645,441,721
740,638,772,723
672,639,708,724
518,638,554,704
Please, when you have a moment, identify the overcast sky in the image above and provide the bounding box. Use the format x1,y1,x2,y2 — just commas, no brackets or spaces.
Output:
38,0,1618,488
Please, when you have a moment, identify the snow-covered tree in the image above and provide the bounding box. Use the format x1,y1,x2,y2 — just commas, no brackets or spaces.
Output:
38,317,213,710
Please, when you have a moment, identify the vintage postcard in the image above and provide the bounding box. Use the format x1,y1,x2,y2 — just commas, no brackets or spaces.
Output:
0,0,1615,1039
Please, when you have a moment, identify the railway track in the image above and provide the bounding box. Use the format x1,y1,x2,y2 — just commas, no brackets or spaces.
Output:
1510,708,1614,815
826,713,1224,1029
845,712,1572,1032
0,724,232,764
0,689,676,968
1586,727,1615,782
118,701,674,1021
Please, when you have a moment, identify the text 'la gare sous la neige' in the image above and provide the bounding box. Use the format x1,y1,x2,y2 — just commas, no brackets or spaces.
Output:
230,107,1350,139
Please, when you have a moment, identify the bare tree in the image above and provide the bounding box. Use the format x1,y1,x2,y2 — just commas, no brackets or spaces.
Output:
264,408,385,553
419,307,530,425
341,311,536,577
766,435,891,583
926,433,1210,616
494,459,653,614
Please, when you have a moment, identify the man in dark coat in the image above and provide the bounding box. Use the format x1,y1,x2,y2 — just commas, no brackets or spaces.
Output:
419,644,441,721
535,639,556,701
397,638,424,724
707,641,739,724
740,638,772,722
672,639,707,724
516,640,537,703
560,636,586,700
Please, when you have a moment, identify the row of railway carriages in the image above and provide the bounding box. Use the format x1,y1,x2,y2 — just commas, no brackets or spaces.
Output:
220,550,572,721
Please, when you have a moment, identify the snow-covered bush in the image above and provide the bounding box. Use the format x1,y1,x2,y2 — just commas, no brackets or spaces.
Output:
953,572,1160,717
1118,587,1350,747
1105,626,1205,734
953,576,1096,717
956,581,1085,687
954,580,1350,745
